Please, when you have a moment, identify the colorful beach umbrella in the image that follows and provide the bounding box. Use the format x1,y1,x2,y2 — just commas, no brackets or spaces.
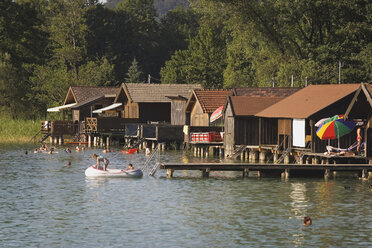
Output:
316,115,356,140
210,106,224,123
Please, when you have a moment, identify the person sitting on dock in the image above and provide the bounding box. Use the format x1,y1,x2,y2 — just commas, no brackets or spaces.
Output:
92,154,110,171
326,141,365,156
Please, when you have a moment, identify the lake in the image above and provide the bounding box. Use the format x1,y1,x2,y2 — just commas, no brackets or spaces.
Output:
0,144,371,247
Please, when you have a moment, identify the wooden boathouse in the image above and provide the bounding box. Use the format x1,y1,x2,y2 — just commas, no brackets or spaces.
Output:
42,83,202,147
255,84,361,164
184,89,233,156
223,87,301,157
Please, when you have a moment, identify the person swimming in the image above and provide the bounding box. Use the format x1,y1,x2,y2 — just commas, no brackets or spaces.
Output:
303,216,312,226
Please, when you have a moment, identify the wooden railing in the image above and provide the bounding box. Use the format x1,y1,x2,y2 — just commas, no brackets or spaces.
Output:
50,121,75,136
85,118,97,133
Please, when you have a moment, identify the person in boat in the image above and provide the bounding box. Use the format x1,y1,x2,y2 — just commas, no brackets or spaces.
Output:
303,216,312,226
92,154,110,171
127,163,134,171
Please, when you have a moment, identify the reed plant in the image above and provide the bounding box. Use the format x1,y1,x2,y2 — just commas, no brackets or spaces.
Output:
0,117,42,144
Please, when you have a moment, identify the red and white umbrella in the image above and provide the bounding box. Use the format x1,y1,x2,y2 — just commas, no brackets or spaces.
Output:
210,106,224,122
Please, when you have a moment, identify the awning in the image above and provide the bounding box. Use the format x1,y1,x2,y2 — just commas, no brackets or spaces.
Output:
47,103,77,112
92,103,122,114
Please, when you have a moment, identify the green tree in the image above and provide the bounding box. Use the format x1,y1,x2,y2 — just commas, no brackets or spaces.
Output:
125,58,144,83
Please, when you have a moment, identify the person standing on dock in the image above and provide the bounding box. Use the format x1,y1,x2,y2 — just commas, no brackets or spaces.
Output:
356,126,363,154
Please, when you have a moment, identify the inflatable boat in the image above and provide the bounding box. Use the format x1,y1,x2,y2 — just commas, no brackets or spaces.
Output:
85,166,143,178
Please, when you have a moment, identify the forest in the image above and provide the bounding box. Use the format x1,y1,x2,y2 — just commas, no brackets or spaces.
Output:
0,0,371,119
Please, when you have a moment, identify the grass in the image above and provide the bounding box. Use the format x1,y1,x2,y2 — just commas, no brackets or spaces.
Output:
0,118,42,144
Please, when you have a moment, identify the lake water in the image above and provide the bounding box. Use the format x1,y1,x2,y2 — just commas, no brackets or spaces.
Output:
1,144,371,247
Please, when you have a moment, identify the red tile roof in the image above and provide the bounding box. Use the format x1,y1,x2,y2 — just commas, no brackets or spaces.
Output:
229,96,286,116
194,89,233,113
256,84,360,119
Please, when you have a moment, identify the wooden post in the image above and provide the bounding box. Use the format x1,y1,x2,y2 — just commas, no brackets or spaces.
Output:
245,150,249,161
259,151,266,163
240,151,244,161
243,168,249,178
106,136,110,149
54,136,58,145
361,169,368,179
284,154,290,164
59,136,63,145
273,152,278,164
202,168,210,178
306,157,310,164
49,136,53,145
88,135,91,148
324,169,331,180
166,169,174,178
281,169,290,179
194,146,197,157
93,136,97,147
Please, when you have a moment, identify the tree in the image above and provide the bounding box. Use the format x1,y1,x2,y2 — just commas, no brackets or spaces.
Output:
125,58,144,83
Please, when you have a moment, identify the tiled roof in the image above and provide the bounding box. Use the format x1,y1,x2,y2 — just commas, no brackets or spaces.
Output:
229,96,286,116
234,87,300,97
125,83,202,102
194,89,233,113
256,84,360,119
70,86,118,103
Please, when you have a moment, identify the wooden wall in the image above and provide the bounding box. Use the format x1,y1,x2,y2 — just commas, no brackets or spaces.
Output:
234,117,259,145
171,100,187,125
190,101,209,126
224,103,234,155
260,118,278,145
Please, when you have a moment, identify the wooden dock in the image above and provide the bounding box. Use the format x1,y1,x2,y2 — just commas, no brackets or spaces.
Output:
160,162,372,179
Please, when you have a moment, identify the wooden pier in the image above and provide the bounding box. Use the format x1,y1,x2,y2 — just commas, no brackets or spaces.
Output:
160,162,372,179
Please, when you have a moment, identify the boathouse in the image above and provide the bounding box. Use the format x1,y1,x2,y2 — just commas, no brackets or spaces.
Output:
112,83,202,124
184,89,233,127
224,96,288,156
255,84,360,162
44,86,119,143
344,83,372,158
224,87,302,157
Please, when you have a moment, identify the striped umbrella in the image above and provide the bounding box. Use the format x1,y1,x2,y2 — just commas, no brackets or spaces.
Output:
316,115,356,140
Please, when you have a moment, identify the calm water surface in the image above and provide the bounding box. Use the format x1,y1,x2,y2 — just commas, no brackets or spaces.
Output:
0,144,371,247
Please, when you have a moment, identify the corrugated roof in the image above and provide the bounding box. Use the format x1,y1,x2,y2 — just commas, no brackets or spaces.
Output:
125,83,202,102
234,87,301,97
70,86,118,103
256,84,360,119
194,89,233,113
229,96,285,116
